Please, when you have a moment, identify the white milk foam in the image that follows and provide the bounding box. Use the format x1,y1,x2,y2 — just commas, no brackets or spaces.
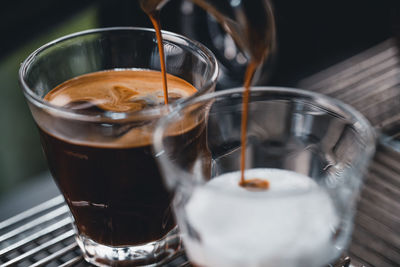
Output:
184,168,339,267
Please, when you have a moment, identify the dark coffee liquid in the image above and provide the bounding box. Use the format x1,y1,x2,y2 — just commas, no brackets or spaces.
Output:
39,121,205,246
40,69,202,246
40,130,172,245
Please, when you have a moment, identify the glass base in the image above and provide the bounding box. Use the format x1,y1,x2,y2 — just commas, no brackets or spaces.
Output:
76,228,181,267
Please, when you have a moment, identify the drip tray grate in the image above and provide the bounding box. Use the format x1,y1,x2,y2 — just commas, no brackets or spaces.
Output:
0,195,355,266
0,196,189,266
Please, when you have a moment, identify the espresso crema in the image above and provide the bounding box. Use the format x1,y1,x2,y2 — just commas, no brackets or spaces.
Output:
42,69,198,148
45,69,197,112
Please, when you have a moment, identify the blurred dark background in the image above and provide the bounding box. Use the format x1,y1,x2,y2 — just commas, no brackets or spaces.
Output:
0,0,399,217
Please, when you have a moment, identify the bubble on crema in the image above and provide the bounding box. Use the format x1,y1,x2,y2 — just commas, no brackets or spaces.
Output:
183,168,340,267
44,69,197,113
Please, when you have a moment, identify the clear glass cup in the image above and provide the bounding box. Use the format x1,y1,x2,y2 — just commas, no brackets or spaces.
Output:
19,27,218,266
153,87,376,267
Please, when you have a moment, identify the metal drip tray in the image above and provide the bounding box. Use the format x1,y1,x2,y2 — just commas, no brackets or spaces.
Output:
0,195,355,267
0,196,189,266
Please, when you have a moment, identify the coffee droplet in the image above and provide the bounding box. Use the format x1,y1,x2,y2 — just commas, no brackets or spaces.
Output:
44,69,197,113
240,178,270,191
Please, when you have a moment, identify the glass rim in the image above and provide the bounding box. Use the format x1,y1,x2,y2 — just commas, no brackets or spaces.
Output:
154,86,376,196
19,26,219,122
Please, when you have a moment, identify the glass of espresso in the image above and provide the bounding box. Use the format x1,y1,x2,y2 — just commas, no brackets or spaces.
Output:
153,87,376,267
19,27,218,266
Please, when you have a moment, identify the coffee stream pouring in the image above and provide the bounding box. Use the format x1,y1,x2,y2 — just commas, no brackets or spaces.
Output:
140,0,276,188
